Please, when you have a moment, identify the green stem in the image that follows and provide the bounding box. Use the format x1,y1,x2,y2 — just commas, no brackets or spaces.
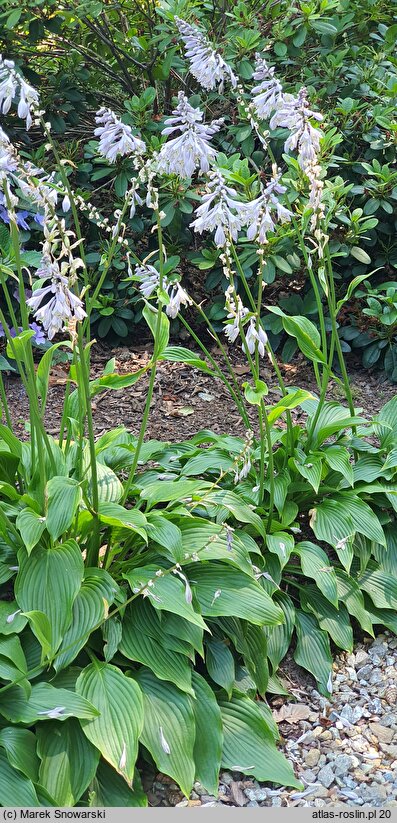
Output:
78,331,101,567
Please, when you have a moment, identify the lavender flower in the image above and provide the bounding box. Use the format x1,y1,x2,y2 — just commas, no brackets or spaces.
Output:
0,56,39,130
27,251,86,340
269,88,323,174
134,263,191,318
94,108,146,163
224,286,249,343
245,170,292,244
175,17,237,92
251,54,283,121
156,92,223,178
191,169,248,247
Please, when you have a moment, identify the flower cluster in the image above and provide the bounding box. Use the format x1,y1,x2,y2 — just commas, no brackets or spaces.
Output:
135,263,191,319
190,169,248,248
251,54,283,121
0,56,39,130
233,429,254,484
175,17,237,92
156,92,223,178
246,169,292,244
94,108,146,163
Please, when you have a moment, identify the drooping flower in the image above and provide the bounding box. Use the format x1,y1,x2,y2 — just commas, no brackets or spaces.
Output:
175,17,237,92
134,263,191,319
269,88,323,174
156,92,223,178
245,318,268,358
0,56,39,130
94,108,146,163
251,54,283,121
166,282,191,318
245,170,293,244
191,168,248,247
223,285,249,343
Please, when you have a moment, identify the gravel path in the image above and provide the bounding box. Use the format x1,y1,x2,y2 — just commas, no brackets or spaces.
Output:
148,635,397,809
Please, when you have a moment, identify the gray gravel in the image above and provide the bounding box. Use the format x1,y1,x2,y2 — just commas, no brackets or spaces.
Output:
150,633,397,808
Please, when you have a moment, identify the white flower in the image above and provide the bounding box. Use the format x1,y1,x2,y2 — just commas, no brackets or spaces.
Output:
134,263,191,319
27,254,86,340
0,127,17,178
166,282,191,318
62,194,71,213
269,88,323,174
94,108,146,163
191,168,248,247
223,286,249,343
0,56,39,130
245,170,292,243
135,264,162,298
245,318,268,358
251,54,283,121
175,17,237,92
156,92,223,178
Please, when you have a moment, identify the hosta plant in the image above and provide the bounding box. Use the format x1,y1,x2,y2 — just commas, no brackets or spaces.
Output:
0,26,396,808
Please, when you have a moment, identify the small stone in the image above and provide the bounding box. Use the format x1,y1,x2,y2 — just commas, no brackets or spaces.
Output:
312,785,329,798
304,749,321,767
357,665,372,680
333,755,354,776
355,650,370,667
220,772,233,785
320,730,332,741
301,769,317,784
272,797,282,806
318,765,335,788
314,799,326,808
369,723,395,744
246,801,259,807
369,670,383,685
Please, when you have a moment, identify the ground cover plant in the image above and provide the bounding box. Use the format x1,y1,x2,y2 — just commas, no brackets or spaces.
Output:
0,5,396,808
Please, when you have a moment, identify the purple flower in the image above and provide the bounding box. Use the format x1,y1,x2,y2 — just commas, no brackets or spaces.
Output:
29,322,46,345
0,205,31,230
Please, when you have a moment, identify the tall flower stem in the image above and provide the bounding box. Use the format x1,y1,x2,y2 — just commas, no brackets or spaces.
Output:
121,212,165,505
78,330,101,567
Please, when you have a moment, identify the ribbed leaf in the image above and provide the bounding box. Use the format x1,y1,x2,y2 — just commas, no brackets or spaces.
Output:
91,761,147,807
46,477,82,541
0,682,99,724
192,672,222,795
335,569,374,636
206,638,235,697
294,611,333,695
358,560,397,609
180,520,254,575
266,532,294,568
0,749,39,806
140,478,211,509
300,587,353,651
0,727,39,782
293,456,323,492
37,719,100,805
120,600,193,694
55,568,118,672
124,565,207,629
202,490,266,538
98,503,148,542
219,695,301,788
309,499,354,545
189,564,283,625
136,668,195,797
16,509,46,554
265,592,295,672
160,346,213,375
146,513,183,561
15,539,84,655
324,445,354,486
77,662,144,782
295,541,338,606
0,600,27,634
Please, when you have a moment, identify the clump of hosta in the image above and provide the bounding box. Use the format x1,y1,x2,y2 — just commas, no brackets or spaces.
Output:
175,17,237,91
156,92,224,178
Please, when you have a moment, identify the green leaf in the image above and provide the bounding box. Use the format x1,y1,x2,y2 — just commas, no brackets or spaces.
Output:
0,749,39,806
265,592,295,673
16,509,46,555
219,695,301,787
192,671,222,795
15,540,84,655
335,569,374,636
0,682,100,724
189,564,283,625
37,719,100,806
358,560,397,609
266,532,294,568
91,761,147,807
267,390,313,425
23,611,52,662
77,661,144,782
46,476,82,541
350,246,371,264
267,308,325,363
0,727,39,782
294,611,333,696
160,346,213,375
97,502,148,542
295,542,338,606
55,568,118,671
135,668,195,797
300,587,353,651
140,478,211,509
206,638,235,697
324,445,354,486
293,456,323,493
124,565,207,629
120,600,194,694
0,600,27,635
243,379,268,406
142,304,169,355
202,489,266,538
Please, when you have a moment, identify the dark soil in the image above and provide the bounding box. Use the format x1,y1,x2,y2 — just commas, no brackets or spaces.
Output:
2,338,395,441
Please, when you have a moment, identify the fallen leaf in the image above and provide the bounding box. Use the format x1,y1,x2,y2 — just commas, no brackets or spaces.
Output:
234,364,251,376
229,782,248,807
273,703,312,724
198,392,214,402
175,406,195,416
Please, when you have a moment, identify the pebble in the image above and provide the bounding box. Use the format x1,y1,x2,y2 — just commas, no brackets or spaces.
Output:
318,765,335,788
369,723,395,744
304,749,321,767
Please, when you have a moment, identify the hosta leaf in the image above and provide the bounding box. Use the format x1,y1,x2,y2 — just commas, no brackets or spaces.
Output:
219,695,301,787
135,668,196,797
267,390,312,425
98,502,148,542
160,346,213,375
189,564,284,625
244,624,268,695
15,540,84,655
181,449,234,476
309,498,354,545
0,749,39,806
294,611,333,695
124,565,207,629
202,490,266,538
192,671,222,795
300,587,353,651
77,662,144,782
140,479,211,509
16,509,46,554
91,761,147,807
0,727,39,782
293,456,323,492
295,541,338,606
55,568,118,671
37,719,100,806
0,600,27,634
265,592,295,672
304,400,366,447
162,613,204,657
91,462,123,504
180,520,254,575
335,569,374,636
324,445,354,486
120,600,193,694
206,638,235,697
46,477,82,541
0,682,99,724
358,560,397,609
146,513,183,561
266,532,294,568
